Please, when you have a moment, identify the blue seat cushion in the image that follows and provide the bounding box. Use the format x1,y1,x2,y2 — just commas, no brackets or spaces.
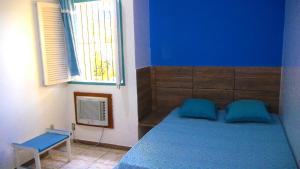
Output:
21,132,69,152
179,98,217,120
225,99,271,123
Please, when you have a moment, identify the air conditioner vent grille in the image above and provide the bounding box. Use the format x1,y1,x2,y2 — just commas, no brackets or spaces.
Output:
74,92,113,128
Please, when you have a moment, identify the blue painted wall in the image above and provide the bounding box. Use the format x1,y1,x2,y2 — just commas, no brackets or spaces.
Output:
134,0,151,68
150,0,285,66
281,0,300,166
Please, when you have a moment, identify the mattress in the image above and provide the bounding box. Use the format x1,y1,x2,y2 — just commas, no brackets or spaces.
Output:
116,108,297,169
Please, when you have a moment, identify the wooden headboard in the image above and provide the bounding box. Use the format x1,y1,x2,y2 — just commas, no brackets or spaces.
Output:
137,66,281,120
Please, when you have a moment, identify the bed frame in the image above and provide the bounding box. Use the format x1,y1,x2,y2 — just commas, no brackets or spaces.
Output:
137,66,281,136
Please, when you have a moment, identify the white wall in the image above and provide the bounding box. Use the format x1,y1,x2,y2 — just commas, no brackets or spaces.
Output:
134,0,151,68
280,0,300,166
67,0,139,147
0,0,68,168
0,0,138,168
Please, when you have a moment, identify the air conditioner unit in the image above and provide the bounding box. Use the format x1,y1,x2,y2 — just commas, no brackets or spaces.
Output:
74,92,113,128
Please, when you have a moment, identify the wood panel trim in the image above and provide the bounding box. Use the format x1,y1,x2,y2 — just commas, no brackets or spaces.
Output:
193,89,234,109
235,67,281,92
193,67,235,90
136,66,281,120
136,67,152,120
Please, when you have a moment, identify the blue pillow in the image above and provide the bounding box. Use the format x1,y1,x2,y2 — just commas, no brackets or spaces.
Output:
179,99,217,120
225,100,271,123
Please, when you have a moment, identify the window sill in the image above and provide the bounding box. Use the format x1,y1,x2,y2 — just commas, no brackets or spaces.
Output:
68,81,125,86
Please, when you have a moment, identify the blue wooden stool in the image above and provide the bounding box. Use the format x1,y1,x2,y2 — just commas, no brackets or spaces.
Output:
12,129,71,169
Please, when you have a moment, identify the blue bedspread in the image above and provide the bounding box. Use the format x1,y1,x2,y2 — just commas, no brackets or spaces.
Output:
116,108,297,169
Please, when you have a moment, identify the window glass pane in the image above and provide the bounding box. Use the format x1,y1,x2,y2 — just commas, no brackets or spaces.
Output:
74,0,118,83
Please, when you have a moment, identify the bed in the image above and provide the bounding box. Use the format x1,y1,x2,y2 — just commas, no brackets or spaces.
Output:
115,108,297,169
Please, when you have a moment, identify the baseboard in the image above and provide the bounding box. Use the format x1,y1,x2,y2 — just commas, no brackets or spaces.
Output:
73,139,131,151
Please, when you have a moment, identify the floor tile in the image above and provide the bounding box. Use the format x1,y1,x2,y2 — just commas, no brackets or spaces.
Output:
60,159,92,169
88,162,116,169
96,152,123,165
73,148,107,162
108,149,127,155
42,158,67,169
87,145,112,152
47,150,69,163
28,157,67,169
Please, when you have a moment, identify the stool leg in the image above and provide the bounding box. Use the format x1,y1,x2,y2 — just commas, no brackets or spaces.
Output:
13,148,20,169
34,152,41,169
66,139,71,162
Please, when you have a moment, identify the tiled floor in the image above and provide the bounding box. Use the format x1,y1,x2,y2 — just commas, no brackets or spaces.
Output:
25,143,127,169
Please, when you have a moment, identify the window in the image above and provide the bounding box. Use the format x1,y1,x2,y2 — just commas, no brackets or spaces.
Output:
73,0,124,84
36,0,123,86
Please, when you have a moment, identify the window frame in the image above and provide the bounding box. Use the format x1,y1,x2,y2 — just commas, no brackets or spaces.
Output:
69,0,125,86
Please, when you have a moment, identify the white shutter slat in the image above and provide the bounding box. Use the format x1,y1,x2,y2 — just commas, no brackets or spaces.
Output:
37,2,70,86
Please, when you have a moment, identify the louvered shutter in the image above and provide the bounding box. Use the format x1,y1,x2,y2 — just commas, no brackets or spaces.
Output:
36,2,70,86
